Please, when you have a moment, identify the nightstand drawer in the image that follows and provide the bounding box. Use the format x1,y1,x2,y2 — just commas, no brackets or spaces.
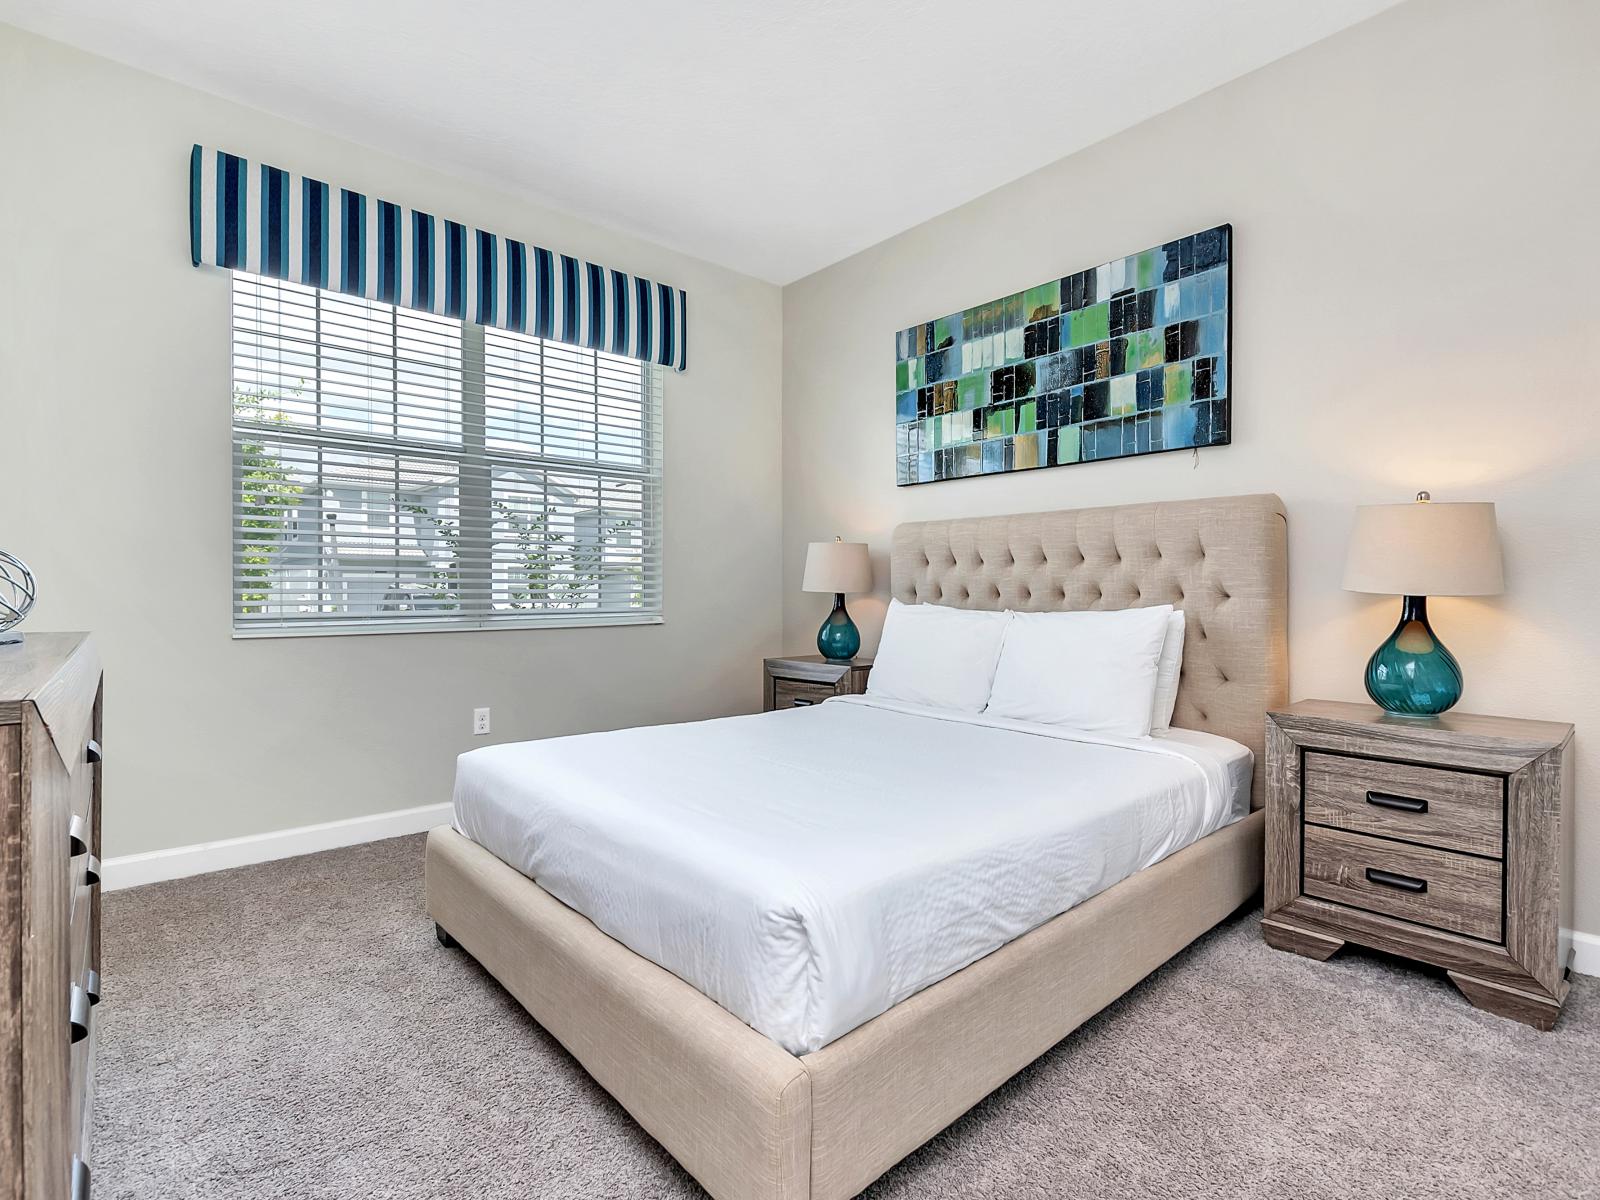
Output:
1303,751,1503,858
1303,825,1502,942
773,679,835,709
763,655,872,713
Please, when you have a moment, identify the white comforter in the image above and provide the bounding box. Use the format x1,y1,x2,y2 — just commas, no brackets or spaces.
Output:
452,695,1250,1055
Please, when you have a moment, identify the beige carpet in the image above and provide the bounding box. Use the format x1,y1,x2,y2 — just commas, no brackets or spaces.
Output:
95,834,1598,1199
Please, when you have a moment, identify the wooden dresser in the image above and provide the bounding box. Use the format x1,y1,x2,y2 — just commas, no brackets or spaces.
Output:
1,634,104,1200
762,654,872,712
1262,699,1574,1029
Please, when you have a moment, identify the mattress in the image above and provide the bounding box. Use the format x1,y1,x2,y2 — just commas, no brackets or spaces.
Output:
451,694,1252,1055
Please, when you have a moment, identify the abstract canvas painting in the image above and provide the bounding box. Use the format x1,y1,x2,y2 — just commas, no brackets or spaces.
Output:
895,225,1231,485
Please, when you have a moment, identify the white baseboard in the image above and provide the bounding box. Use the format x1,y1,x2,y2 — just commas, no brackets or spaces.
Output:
1570,928,1600,979
102,802,452,892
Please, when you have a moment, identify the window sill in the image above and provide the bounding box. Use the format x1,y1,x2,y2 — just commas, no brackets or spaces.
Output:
232,613,664,640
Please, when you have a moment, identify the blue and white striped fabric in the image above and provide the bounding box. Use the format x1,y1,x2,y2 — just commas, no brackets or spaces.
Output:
189,145,687,372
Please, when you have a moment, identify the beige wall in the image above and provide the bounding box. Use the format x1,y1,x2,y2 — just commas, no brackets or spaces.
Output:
0,28,784,858
782,0,1600,933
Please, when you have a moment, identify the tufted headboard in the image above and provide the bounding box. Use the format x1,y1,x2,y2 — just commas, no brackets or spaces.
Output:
890,493,1288,808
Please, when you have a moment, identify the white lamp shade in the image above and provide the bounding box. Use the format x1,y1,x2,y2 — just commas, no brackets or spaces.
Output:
1342,500,1503,597
803,540,872,594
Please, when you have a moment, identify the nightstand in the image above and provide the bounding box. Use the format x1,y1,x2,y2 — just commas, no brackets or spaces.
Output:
1262,700,1575,1029
763,655,872,712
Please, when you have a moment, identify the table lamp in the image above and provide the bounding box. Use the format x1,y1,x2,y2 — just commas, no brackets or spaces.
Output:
803,538,872,660
1342,492,1503,716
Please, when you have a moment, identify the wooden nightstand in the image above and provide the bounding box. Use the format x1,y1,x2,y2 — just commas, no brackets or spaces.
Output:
1262,700,1575,1029
762,655,872,712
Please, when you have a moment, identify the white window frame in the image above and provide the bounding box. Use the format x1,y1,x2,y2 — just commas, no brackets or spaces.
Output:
230,274,664,638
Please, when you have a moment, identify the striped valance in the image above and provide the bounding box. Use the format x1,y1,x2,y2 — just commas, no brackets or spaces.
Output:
189,145,687,371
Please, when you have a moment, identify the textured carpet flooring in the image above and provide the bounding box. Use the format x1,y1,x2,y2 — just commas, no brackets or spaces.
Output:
96,834,1598,1199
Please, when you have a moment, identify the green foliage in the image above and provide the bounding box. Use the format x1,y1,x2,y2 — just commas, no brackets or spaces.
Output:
496,501,561,608
400,503,461,610
234,391,304,612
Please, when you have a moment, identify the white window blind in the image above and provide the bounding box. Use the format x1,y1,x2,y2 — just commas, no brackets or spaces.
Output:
231,273,663,636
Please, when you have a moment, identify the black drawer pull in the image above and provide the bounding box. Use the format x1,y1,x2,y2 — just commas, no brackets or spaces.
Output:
69,983,90,1043
68,813,88,858
71,1156,89,1200
790,698,815,707
1366,867,1428,894
1366,790,1428,814
84,854,101,887
86,739,102,765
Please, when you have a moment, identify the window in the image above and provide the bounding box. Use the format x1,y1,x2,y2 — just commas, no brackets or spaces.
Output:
230,274,662,636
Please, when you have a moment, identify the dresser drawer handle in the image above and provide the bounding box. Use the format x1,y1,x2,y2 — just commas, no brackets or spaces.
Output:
86,739,102,765
71,1156,89,1200
1366,790,1428,814
85,969,101,1007
84,854,101,887
69,983,90,1043
1365,867,1428,894
68,813,88,858
790,698,815,707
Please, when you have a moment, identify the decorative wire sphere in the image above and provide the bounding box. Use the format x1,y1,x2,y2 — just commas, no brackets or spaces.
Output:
0,551,37,641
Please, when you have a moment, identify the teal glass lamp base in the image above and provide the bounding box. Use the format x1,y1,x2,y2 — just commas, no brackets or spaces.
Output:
1363,595,1463,717
817,593,860,660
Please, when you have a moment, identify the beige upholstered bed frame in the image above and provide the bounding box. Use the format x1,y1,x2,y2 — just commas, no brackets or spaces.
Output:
426,492,1288,1200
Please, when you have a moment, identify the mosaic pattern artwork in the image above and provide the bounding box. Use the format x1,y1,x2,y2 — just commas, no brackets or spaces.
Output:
895,225,1230,485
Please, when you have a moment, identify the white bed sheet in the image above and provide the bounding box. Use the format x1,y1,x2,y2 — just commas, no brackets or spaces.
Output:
452,695,1252,1055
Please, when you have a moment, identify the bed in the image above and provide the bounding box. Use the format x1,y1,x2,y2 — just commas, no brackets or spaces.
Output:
426,492,1288,1200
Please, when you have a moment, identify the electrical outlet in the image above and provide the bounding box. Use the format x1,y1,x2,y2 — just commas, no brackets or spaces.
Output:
473,707,491,736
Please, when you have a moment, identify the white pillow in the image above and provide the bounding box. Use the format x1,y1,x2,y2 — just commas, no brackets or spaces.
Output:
866,599,1012,713
1150,609,1187,736
985,605,1173,736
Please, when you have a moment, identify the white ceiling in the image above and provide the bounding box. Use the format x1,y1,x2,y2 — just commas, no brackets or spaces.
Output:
2,0,1401,283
